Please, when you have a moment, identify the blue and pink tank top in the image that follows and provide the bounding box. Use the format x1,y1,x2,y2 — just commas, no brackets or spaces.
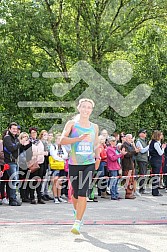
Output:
68,122,95,165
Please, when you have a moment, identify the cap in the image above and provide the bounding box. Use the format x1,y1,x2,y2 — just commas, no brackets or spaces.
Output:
138,128,147,134
17,125,21,129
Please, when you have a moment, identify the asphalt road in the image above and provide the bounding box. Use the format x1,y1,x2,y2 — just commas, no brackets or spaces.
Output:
0,187,167,252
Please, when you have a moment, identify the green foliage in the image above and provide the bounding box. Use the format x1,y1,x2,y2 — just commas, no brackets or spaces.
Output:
0,0,167,136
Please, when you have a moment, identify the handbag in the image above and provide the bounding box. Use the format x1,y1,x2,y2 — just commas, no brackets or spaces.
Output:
49,156,64,170
27,160,40,173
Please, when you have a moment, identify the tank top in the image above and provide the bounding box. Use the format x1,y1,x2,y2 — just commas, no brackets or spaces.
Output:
68,122,95,165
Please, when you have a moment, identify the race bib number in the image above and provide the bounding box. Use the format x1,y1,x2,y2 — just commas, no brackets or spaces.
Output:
76,142,92,155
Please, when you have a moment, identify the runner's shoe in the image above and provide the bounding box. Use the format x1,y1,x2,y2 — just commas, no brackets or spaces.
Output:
71,220,81,235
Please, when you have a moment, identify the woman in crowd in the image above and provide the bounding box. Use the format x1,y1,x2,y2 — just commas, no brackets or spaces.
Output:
107,136,126,200
121,134,140,199
163,145,167,192
28,127,48,204
18,132,32,202
39,130,53,201
50,133,68,204
149,130,166,196
97,135,108,198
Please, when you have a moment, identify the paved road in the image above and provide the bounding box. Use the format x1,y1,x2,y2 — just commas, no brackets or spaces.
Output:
0,188,167,252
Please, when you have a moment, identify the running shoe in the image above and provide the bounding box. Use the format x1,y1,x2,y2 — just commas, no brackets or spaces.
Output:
71,220,81,235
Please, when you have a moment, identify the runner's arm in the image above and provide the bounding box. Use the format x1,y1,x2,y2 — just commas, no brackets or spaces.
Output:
94,124,100,170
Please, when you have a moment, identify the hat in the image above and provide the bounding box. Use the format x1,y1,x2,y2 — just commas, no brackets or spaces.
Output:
17,125,21,129
108,136,116,142
138,128,147,134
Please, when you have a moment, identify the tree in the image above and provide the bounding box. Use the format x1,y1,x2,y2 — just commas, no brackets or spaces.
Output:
0,0,167,135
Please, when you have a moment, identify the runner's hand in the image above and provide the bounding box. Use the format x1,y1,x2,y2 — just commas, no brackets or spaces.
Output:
79,133,91,142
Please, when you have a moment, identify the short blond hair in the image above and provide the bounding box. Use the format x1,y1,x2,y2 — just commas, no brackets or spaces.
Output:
18,132,29,141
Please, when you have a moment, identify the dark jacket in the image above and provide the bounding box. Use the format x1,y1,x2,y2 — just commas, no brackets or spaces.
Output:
163,146,167,173
3,131,32,166
3,131,20,163
121,142,137,171
149,140,162,163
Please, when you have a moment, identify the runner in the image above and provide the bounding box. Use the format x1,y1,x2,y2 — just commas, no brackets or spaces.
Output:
60,98,100,235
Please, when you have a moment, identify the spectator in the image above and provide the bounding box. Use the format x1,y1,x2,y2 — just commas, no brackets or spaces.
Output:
121,134,140,199
136,129,149,194
113,132,120,144
17,125,21,136
120,132,126,143
3,122,22,206
50,133,68,204
107,136,127,200
149,130,166,196
28,127,47,204
18,132,32,202
100,129,110,146
97,135,108,198
39,130,53,201
0,130,10,205
163,145,167,192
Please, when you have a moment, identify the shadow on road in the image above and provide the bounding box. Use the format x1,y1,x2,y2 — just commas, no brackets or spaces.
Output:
73,232,150,252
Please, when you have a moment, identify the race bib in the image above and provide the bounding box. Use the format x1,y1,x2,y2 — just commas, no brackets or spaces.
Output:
76,141,92,155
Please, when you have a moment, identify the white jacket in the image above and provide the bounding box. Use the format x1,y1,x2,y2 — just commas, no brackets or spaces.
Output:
50,144,68,162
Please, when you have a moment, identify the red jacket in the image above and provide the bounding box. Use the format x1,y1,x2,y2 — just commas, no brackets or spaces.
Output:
99,144,107,162
107,146,123,171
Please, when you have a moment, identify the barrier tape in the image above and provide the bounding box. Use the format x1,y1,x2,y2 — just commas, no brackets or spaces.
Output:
0,172,167,182
1,219,167,226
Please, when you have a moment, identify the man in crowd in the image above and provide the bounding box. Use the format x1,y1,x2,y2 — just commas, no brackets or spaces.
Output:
136,129,150,194
3,122,22,206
